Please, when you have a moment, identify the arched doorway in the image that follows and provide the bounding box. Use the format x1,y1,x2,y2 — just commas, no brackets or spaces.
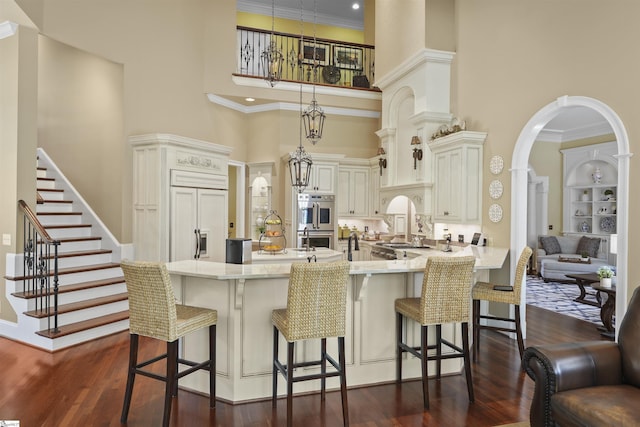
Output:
511,95,630,338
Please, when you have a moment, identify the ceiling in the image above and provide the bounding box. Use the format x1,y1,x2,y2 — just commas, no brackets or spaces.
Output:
237,0,364,30
538,106,612,142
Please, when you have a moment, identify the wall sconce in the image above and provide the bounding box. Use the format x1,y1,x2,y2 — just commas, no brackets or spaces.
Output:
377,147,387,176
411,136,422,169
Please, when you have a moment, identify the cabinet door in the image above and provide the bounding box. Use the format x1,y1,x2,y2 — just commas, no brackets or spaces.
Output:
197,189,228,262
337,170,351,216
312,163,335,193
351,168,369,216
434,150,462,222
370,166,382,217
170,187,198,261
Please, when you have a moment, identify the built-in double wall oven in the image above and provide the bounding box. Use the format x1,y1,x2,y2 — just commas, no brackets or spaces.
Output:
296,193,335,249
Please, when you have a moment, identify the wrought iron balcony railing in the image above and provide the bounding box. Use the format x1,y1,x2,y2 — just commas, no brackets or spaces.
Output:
236,26,376,90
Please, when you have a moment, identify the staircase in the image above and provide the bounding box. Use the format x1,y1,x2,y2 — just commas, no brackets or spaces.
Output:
2,148,132,351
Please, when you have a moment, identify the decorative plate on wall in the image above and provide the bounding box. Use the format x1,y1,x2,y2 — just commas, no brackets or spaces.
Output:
489,203,503,223
489,155,504,175
600,216,616,233
489,179,503,199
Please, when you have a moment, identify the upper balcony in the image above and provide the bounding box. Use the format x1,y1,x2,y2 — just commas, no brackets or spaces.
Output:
235,26,378,94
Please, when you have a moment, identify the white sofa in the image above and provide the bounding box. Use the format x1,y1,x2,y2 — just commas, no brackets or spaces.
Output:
536,235,612,282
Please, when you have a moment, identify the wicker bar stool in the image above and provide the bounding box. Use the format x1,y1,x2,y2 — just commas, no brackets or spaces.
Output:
395,256,476,409
472,246,532,362
120,260,217,427
272,261,351,427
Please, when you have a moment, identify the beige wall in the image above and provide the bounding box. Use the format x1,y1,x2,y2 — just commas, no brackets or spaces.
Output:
529,141,562,236
455,0,640,295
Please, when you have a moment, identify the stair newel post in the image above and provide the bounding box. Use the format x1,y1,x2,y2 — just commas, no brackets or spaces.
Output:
52,242,60,333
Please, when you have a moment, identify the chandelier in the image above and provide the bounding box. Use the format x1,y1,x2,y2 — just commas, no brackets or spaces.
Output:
301,0,325,144
289,86,313,192
261,0,284,87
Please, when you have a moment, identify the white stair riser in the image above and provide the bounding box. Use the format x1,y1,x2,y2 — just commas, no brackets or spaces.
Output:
45,227,93,239
56,268,123,286
49,320,130,352
37,190,65,201
36,179,56,190
35,300,129,329
36,203,74,213
58,240,102,252
37,215,83,226
20,283,127,311
37,169,48,179
56,253,113,269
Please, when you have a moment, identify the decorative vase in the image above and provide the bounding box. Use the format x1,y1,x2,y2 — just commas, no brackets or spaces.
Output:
581,193,589,202
592,167,603,184
600,277,612,288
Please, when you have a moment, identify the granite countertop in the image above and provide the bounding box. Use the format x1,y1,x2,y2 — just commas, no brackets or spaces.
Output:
166,246,509,280
251,247,342,262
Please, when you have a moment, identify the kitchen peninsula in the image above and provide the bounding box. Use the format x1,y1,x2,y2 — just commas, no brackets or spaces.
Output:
251,247,342,263
167,245,508,403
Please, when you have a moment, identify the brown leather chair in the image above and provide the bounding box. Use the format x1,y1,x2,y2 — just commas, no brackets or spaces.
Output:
523,286,640,427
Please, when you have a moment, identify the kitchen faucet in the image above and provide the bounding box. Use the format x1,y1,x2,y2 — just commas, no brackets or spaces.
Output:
347,231,360,261
303,227,311,251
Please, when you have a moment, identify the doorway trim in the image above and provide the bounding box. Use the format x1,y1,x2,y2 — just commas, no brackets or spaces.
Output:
511,95,631,338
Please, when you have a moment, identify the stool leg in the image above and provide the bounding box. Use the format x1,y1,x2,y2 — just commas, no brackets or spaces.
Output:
472,299,480,362
287,342,294,427
396,311,403,383
272,326,279,408
338,336,349,427
164,340,178,427
461,322,474,402
514,305,525,361
436,324,442,380
120,333,139,423
421,325,429,409
321,338,327,401
210,324,216,408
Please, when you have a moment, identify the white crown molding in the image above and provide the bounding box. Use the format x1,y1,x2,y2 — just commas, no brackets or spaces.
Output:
375,48,455,91
128,133,233,155
0,21,18,40
237,1,363,31
536,121,614,143
207,93,380,119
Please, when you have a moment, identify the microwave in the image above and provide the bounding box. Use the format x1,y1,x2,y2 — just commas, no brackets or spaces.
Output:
297,194,335,232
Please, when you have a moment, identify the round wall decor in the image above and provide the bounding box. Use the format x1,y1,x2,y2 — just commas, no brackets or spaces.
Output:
489,155,504,175
489,179,504,199
489,203,503,223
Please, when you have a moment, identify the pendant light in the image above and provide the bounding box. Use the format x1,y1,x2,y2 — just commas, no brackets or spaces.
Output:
289,84,313,193
301,0,325,145
261,0,284,87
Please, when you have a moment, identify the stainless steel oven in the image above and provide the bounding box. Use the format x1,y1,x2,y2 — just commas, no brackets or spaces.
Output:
297,194,335,232
297,231,334,249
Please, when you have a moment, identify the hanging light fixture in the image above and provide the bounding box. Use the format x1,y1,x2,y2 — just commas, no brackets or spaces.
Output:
261,0,284,87
289,84,313,192
301,0,326,145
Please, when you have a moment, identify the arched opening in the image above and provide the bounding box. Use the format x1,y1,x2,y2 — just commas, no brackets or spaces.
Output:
511,96,630,339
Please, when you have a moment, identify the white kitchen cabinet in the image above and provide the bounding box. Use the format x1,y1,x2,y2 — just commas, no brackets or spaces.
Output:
171,186,227,262
337,166,369,217
308,162,336,193
561,142,618,237
130,133,231,262
429,131,486,224
369,161,383,217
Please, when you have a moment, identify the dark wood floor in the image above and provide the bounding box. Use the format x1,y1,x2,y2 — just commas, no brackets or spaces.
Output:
0,305,606,427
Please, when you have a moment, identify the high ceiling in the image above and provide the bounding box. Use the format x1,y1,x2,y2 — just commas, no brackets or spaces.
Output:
237,0,364,30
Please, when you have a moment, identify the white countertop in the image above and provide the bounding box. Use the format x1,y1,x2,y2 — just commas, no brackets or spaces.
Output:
166,245,509,280
251,247,342,262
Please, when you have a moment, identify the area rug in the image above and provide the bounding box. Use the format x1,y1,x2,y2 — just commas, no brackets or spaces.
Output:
526,275,607,325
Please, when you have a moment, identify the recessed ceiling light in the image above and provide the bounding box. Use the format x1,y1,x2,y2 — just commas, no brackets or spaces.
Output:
245,97,255,102
352,3,360,10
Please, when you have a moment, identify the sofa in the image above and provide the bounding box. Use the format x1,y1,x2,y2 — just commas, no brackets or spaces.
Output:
536,234,611,282
523,287,640,427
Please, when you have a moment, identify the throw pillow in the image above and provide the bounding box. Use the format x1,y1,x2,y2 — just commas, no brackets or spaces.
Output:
540,236,561,255
576,236,601,258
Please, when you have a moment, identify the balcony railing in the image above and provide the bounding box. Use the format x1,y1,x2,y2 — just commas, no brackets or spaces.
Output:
236,26,375,89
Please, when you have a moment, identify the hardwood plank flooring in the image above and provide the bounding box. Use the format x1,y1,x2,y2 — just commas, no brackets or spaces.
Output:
0,305,606,426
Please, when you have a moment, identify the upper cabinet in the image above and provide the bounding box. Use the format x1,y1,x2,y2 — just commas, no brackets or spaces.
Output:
308,162,337,194
429,131,486,224
337,163,370,217
562,141,618,236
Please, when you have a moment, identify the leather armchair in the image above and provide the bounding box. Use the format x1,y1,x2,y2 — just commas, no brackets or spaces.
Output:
523,287,640,427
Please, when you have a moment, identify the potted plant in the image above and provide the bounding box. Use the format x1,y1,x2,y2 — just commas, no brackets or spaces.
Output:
597,266,614,287
604,188,614,200
580,251,590,262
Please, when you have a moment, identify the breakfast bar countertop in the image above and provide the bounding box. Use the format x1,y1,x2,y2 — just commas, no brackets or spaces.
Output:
166,245,509,280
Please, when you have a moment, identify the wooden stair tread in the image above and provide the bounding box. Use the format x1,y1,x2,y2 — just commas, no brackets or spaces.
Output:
24,293,128,318
37,177,55,182
40,200,73,204
52,236,101,243
7,262,121,282
37,188,64,192
36,212,82,216
12,276,126,299
36,310,129,339
51,249,112,259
